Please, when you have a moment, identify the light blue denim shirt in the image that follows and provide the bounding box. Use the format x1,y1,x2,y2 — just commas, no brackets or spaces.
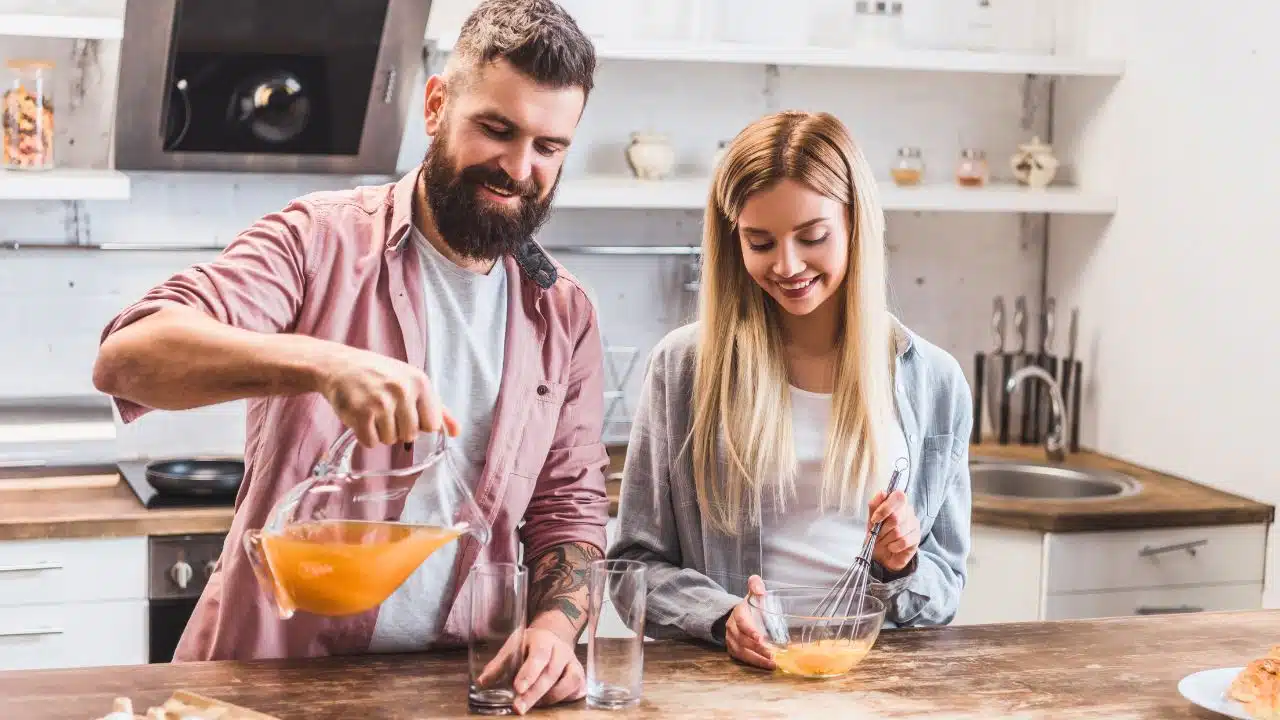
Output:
607,316,973,644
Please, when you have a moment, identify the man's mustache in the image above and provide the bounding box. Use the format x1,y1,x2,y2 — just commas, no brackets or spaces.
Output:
458,164,539,199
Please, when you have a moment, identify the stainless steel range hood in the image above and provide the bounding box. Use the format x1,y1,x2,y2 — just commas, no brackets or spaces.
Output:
113,0,432,175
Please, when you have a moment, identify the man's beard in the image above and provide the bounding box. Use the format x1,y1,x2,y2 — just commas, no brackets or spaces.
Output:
420,132,558,262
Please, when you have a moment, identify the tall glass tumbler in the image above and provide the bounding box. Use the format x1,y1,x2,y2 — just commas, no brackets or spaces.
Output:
586,559,646,710
468,563,527,716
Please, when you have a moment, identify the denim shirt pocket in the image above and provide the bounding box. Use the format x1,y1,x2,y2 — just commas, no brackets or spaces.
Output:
920,433,960,520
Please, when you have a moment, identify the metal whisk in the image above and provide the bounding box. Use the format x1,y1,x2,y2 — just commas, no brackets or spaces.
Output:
801,456,910,645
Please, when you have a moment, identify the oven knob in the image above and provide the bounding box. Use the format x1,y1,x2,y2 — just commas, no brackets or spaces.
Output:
169,560,194,590
204,560,217,578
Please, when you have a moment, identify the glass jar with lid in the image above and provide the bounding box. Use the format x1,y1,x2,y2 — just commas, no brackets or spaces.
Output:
891,146,925,186
3,59,55,170
956,148,988,187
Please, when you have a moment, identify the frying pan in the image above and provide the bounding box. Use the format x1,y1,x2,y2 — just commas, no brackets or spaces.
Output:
145,458,244,498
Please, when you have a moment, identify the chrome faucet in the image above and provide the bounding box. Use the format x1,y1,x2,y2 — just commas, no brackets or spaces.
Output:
1005,365,1068,462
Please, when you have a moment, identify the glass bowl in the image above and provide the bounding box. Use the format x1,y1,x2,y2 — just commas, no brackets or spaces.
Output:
747,588,886,679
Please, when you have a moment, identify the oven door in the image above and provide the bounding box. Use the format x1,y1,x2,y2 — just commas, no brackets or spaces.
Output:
148,596,199,663
114,0,433,174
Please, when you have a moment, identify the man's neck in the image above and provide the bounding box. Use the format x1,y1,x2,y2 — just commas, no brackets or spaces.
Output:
413,174,498,276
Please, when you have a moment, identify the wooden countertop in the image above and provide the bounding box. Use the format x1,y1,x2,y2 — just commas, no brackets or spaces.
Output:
606,443,1274,533
0,442,1269,541
0,477,233,541
4,610,1277,719
969,443,1274,532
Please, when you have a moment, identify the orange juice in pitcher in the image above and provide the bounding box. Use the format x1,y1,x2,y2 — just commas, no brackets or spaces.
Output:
244,429,489,618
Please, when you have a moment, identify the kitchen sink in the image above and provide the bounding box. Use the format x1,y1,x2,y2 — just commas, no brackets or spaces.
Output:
968,459,1142,500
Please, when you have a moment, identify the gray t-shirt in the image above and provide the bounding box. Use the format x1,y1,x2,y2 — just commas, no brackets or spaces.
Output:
368,227,508,652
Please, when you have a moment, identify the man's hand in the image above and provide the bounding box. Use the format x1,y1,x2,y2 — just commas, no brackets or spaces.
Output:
313,344,459,447
867,487,921,573
512,542,601,712
511,623,584,714
474,620,583,716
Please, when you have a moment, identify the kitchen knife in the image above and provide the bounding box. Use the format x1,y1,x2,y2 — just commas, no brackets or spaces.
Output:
976,297,1005,444
973,351,984,444
1014,296,1031,444
1033,298,1057,444
1063,308,1080,452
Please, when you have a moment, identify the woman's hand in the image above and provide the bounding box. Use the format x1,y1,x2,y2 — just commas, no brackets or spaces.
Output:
724,575,775,670
867,489,920,573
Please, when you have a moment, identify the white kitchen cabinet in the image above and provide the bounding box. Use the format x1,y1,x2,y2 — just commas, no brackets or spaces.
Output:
0,599,147,671
953,523,1269,626
0,537,148,670
953,525,1044,625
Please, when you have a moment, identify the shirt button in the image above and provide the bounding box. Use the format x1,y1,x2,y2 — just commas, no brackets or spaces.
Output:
537,385,550,396
909,434,918,443
897,383,905,393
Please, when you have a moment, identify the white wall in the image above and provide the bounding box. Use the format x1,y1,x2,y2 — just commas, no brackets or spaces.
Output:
1048,0,1280,603
0,1,1055,460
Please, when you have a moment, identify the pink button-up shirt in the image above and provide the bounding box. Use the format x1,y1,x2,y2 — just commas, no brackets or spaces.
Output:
99,170,611,661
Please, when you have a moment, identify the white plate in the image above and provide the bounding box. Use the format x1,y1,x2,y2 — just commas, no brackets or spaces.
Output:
1178,667,1251,719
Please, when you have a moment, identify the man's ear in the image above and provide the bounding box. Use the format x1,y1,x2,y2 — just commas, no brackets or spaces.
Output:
424,74,447,136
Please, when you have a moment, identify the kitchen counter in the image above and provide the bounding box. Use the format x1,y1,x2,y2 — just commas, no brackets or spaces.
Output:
606,443,1274,532
0,477,233,541
0,442,1269,541
3,610,1276,718
968,443,1274,532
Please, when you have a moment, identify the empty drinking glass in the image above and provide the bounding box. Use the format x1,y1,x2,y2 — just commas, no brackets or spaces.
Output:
467,563,527,716
586,559,646,710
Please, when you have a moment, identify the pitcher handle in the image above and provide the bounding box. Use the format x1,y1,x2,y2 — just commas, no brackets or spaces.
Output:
311,427,449,479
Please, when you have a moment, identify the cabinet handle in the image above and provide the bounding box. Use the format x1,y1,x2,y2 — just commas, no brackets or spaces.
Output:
1135,605,1203,615
1139,539,1208,558
0,561,62,573
0,626,63,638
381,67,397,104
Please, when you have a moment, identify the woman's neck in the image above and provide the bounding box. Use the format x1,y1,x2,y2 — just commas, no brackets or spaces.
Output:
780,296,841,393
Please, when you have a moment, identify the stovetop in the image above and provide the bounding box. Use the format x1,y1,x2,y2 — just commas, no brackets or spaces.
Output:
119,459,239,509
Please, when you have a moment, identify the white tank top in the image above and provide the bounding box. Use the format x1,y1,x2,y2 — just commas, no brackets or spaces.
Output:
760,386,910,590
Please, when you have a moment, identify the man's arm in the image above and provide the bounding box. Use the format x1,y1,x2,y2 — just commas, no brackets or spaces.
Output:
95,305,332,411
93,205,315,416
92,201,455,446
526,541,604,640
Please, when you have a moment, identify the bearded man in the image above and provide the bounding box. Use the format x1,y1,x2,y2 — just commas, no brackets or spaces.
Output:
92,0,608,712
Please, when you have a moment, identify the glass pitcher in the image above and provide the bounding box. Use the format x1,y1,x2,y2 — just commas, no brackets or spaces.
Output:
244,427,491,619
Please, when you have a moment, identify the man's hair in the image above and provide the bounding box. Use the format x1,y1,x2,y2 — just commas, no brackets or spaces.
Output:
446,0,596,99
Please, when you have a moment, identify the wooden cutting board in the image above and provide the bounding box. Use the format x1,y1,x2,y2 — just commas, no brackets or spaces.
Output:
96,691,282,720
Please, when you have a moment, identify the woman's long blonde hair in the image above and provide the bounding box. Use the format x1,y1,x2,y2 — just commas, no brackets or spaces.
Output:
690,110,897,536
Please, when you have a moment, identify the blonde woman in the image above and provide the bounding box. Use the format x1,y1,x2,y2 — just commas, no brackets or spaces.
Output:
608,111,971,669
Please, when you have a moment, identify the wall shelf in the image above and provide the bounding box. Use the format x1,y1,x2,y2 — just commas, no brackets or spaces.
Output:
0,2,124,40
0,169,130,201
552,176,1116,215
430,34,1123,78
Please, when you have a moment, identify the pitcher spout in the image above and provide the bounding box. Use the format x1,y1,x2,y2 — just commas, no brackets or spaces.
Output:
457,501,492,546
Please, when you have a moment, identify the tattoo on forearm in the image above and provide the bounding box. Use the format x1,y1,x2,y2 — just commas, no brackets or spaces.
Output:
527,542,602,631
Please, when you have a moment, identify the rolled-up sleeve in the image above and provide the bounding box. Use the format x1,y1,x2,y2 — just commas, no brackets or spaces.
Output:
97,202,316,423
517,294,610,560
